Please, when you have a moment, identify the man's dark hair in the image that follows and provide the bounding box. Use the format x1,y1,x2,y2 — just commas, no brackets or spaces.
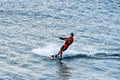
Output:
71,33,74,37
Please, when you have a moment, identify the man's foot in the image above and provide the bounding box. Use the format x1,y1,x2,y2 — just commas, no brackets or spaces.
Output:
51,55,54,58
55,54,58,58
60,55,62,58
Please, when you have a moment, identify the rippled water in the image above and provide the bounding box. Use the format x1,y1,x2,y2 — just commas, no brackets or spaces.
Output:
0,0,120,80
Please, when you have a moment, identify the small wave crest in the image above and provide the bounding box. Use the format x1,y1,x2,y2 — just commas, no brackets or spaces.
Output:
93,53,120,59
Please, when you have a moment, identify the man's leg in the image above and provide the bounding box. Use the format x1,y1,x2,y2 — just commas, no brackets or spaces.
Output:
55,50,62,58
58,50,62,56
57,47,67,58
55,46,64,58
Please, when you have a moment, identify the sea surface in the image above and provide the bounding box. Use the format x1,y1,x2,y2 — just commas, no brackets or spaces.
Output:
0,0,120,80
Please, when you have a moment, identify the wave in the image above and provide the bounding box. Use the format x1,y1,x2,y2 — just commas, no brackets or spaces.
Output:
31,45,120,60
62,53,120,60
94,53,120,58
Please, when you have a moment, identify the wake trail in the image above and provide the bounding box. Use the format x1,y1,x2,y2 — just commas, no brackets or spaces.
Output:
31,45,120,59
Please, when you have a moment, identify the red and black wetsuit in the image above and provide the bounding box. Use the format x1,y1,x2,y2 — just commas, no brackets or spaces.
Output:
61,36,74,51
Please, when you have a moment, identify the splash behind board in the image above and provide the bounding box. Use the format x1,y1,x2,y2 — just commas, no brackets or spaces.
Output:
32,47,88,60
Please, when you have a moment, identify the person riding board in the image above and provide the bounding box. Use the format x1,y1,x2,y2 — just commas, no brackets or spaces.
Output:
55,33,74,58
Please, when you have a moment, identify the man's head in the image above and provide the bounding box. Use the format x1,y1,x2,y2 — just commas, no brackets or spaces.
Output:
70,33,74,37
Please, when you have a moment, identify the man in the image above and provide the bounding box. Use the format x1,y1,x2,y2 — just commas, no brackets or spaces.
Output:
55,33,74,58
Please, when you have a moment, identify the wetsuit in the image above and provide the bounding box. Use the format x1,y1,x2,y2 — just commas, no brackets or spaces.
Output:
60,36,74,51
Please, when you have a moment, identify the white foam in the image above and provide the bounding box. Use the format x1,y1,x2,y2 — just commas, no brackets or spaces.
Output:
31,44,58,57
31,44,88,58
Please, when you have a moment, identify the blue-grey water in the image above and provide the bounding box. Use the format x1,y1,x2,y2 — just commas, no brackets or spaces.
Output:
0,0,120,80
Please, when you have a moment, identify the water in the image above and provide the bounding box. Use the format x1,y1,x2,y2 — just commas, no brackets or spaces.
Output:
0,0,120,80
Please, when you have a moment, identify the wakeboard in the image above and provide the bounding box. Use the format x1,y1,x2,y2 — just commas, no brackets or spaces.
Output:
50,54,62,60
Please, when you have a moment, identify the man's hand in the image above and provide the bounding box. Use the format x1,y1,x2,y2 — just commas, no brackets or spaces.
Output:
60,37,64,40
